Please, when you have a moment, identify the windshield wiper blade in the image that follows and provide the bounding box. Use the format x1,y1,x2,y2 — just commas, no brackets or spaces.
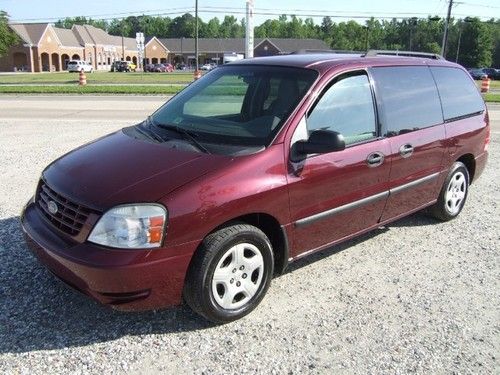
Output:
144,116,169,142
156,123,211,154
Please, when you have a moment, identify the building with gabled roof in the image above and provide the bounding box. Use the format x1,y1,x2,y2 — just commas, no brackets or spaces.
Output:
0,23,138,72
0,22,330,72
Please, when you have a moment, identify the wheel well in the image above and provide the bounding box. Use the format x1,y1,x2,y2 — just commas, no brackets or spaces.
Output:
213,213,289,275
457,154,475,183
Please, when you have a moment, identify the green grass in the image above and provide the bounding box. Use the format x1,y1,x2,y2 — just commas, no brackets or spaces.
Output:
484,93,500,103
0,71,195,84
0,85,185,95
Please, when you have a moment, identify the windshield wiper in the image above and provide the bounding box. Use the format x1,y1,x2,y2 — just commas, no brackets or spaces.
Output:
155,122,211,154
143,116,168,142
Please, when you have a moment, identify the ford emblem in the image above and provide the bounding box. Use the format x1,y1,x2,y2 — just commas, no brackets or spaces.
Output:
48,201,58,214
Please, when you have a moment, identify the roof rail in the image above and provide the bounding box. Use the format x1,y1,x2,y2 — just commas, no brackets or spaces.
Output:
363,50,444,60
290,49,362,55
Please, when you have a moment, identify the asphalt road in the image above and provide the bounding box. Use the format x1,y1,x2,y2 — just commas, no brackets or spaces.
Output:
0,95,498,374
0,95,499,129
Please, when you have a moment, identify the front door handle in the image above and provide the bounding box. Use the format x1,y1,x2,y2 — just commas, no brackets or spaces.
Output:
399,143,414,158
367,152,384,167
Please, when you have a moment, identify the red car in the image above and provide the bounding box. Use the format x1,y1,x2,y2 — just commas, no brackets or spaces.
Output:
22,52,489,323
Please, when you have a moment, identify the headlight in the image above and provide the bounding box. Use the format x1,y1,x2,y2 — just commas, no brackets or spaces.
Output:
88,204,167,249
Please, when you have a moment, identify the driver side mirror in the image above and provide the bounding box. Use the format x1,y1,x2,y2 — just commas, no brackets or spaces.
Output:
291,130,345,161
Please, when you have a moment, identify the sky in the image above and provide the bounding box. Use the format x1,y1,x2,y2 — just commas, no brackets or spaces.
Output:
1,0,499,25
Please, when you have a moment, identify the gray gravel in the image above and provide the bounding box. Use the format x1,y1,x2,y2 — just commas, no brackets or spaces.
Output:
0,98,499,374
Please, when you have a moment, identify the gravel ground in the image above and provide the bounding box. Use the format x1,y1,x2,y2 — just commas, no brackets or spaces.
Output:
0,103,499,374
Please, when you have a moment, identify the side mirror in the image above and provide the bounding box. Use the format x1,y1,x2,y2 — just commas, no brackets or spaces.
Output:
292,130,345,160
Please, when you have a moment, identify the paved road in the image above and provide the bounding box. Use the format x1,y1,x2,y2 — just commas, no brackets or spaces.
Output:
0,95,499,130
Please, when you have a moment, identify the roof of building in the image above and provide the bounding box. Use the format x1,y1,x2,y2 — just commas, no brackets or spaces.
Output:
9,23,49,45
157,38,329,53
53,27,81,47
8,23,329,53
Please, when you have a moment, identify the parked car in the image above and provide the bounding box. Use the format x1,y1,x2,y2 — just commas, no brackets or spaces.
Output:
110,61,122,72
481,68,499,80
22,53,489,323
67,60,93,73
176,63,187,70
468,68,487,80
144,63,156,72
152,63,174,73
200,63,214,71
116,61,136,72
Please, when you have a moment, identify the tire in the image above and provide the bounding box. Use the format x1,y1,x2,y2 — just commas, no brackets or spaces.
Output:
428,161,470,221
183,224,274,323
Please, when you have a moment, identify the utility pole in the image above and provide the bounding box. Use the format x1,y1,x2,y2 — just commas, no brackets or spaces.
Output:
195,0,199,71
441,0,453,57
245,0,254,58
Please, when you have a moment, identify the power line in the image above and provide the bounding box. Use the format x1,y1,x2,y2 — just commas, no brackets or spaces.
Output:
9,6,498,23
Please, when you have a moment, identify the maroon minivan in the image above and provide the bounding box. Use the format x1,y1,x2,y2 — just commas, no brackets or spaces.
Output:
22,52,489,323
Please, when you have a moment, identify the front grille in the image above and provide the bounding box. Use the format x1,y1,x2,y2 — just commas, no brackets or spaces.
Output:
36,182,95,236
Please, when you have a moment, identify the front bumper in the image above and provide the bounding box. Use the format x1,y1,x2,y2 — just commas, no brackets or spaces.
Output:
21,200,197,311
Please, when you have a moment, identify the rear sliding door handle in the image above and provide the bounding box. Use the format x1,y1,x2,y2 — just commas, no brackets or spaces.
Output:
366,152,385,167
399,143,414,158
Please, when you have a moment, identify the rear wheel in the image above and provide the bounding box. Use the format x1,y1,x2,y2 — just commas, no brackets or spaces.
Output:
183,224,274,323
428,162,469,221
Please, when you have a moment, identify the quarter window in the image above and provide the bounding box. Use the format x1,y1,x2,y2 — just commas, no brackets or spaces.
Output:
307,73,376,146
372,66,443,136
430,67,485,121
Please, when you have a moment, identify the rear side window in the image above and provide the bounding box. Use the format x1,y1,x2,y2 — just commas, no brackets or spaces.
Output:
372,66,443,136
430,67,485,121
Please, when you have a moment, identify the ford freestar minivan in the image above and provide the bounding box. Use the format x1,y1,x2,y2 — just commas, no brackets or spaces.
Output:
22,52,489,323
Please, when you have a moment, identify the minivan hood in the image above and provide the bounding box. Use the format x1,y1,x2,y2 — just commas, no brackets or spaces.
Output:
43,129,230,210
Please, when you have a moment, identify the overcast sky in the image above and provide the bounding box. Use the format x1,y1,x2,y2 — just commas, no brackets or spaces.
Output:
1,0,499,24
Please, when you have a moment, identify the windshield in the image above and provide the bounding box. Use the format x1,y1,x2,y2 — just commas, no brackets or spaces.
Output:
150,65,318,151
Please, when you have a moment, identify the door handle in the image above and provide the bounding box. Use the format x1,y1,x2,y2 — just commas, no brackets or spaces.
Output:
399,143,414,158
367,152,384,167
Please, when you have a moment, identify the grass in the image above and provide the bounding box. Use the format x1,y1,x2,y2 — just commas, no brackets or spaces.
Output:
0,85,185,95
0,71,195,85
484,93,500,103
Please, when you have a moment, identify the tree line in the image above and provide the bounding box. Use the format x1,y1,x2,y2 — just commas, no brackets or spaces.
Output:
1,10,499,67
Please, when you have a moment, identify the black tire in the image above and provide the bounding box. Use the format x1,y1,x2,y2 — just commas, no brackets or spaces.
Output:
183,224,274,323
428,161,470,221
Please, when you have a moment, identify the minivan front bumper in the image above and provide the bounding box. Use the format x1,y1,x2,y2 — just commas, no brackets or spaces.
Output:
21,200,196,311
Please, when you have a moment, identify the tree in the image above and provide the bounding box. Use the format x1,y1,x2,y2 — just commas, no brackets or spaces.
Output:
55,16,107,31
458,18,493,67
0,11,18,57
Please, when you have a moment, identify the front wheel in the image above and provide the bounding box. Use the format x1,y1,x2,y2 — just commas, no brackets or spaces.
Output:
428,161,470,221
183,224,274,323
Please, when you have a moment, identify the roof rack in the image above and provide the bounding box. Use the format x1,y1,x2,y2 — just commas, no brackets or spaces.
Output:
290,49,362,55
363,50,444,60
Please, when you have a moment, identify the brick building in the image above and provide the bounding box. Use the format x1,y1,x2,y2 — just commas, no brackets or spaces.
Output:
0,23,138,72
0,22,330,72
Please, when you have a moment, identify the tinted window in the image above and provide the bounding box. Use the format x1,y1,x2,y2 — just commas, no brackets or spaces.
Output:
430,67,485,121
307,73,376,145
372,66,443,136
